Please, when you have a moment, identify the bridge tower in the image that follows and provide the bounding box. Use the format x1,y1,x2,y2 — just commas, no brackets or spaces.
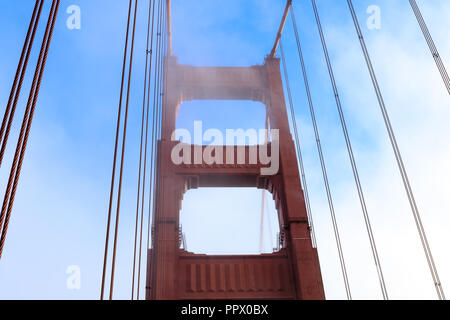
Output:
145,54,325,300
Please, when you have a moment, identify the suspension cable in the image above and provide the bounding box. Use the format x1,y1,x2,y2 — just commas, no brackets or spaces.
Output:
347,0,445,300
409,0,450,95
146,0,161,264
109,0,139,300
100,0,134,300
0,0,60,259
131,0,155,301
311,0,388,299
146,0,163,298
152,0,166,297
259,116,270,253
0,0,43,228
259,189,266,253
148,0,164,298
0,0,44,167
137,0,157,301
289,7,352,299
265,192,275,251
160,1,168,298
279,42,317,249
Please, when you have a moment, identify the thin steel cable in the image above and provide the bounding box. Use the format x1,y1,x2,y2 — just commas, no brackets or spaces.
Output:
279,43,317,249
149,0,164,298
259,116,270,253
147,0,163,298
265,193,275,251
409,0,450,95
0,0,43,167
311,0,388,300
0,0,60,259
131,110,144,300
131,0,154,301
0,0,43,232
153,3,165,298
146,0,160,258
159,2,168,298
160,1,168,297
137,0,157,301
289,8,352,299
154,0,164,298
347,0,445,300
259,189,266,253
109,0,139,300
100,0,134,300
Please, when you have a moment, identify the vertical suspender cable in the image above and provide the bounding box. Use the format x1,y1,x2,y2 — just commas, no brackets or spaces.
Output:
0,0,60,259
259,116,270,253
0,0,44,167
409,0,450,95
146,0,160,261
347,0,445,300
131,0,154,300
109,0,139,300
101,0,134,300
154,0,164,298
161,0,168,297
289,7,352,299
259,189,266,253
151,0,165,297
146,0,162,297
137,0,157,301
311,0,388,299
148,0,164,298
279,43,317,249
160,2,168,298
265,192,275,251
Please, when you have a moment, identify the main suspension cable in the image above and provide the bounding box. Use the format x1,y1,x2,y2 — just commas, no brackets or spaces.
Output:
311,0,388,300
347,0,445,300
0,0,43,229
409,0,450,95
109,0,139,300
100,0,134,300
289,7,352,299
0,0,44,167
0,0,60,259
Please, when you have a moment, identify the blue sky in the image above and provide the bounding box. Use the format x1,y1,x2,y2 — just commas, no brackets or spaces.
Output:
0,0,449,300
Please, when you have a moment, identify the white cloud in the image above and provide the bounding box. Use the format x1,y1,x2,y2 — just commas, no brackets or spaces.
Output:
307,0,450,299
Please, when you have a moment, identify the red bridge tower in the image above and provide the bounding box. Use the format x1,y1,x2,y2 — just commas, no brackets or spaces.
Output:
146,55,325,300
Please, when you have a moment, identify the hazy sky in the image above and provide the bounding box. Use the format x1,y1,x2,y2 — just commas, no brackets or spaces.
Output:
0,0,449,300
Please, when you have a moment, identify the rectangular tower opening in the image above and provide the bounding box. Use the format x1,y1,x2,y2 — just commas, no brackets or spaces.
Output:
179,187,280,255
